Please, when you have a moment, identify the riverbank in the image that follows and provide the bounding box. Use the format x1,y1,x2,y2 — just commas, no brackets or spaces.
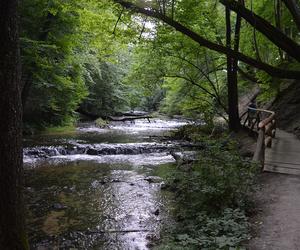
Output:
24,119,263,249
148,125,260,249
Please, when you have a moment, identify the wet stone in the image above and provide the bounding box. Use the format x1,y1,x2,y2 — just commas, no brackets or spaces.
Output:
86,148,99,155
91,180,104,188
153,209,160,216
53,203,67,210
144,176,163,184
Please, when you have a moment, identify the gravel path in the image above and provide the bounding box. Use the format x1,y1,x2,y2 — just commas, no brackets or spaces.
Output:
248,173,300,250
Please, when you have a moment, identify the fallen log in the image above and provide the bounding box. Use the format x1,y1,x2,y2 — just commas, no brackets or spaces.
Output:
76,108,152,122
108,115,152,122
115,111,150,117
87,229,153,234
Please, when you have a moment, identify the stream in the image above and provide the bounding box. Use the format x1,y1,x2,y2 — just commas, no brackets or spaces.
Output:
24,118,190,249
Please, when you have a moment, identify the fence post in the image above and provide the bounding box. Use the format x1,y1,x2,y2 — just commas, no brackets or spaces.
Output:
253,127,265,168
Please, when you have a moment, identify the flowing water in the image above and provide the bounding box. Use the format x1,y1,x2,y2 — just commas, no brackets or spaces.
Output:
24,118,190,249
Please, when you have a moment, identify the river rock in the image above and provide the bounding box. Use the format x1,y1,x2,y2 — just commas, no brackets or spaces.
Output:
144,176,162,183
86,148,99,155
53,203,67,210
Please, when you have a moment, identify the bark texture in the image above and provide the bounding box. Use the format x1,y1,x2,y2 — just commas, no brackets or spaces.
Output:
226,0,243,131
0,1,27,249
226,7,240,131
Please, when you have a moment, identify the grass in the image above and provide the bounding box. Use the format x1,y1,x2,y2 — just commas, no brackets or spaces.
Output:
41,125,76,135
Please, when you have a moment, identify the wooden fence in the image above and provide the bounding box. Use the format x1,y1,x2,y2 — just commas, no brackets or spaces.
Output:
240,107,276,168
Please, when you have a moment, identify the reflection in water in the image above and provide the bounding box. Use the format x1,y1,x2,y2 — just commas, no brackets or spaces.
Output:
100,170,163,249
25,162,172,249
24,118,184,249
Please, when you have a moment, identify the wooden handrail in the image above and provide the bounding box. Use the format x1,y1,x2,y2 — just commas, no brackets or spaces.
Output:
241,107,276,168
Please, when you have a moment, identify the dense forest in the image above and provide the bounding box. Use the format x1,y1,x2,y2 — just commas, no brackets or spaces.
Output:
19,0,300,132
1,0,300,249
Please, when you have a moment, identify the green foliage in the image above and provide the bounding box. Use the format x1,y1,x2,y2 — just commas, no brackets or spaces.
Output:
95,118,109,128
172,123,226,141
80,59,130,116
157,136,258,249
43,125,76,135
170,141,257,212
117,0,300,120
20,0,300,130
256,71,278,102
21,0,88,128
125,33,228,120
157,209,249,250
21,0,136,130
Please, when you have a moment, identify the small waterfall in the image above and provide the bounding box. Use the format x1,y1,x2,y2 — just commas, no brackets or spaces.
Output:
24,142,178,158
23,118,199,167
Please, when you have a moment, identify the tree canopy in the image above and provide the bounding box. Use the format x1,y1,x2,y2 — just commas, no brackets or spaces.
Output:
19,0,300,130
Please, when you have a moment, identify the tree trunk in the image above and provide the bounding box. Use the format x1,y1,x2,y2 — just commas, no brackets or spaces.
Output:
282,0,300,32
0,1,27,249
220,0,300,62
226,7,240,131
274,0,284,60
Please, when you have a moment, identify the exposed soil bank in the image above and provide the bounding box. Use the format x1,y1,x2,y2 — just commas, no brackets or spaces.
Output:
271,81,300,138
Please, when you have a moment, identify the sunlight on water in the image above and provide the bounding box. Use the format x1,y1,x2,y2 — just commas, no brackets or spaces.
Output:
24,118,185,249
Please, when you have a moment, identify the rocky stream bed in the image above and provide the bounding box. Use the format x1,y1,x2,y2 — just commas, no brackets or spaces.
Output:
24,118,193,249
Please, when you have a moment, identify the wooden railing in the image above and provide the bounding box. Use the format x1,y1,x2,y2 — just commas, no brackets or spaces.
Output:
240,107,276,168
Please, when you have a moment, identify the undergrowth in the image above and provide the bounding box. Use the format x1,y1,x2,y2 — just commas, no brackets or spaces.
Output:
156,125,258,249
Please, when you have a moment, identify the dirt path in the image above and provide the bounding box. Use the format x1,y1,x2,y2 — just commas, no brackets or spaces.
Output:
247,173,300,250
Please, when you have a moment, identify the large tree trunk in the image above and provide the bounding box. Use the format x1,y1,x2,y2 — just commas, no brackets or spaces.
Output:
0,1,27,249
226,7,240,131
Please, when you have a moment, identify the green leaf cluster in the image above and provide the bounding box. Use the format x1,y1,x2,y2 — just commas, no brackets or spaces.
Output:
157,136,258,249
21,0,136,130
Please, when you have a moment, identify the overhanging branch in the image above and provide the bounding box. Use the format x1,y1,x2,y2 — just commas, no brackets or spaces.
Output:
113,0,300,80
220,0,300,61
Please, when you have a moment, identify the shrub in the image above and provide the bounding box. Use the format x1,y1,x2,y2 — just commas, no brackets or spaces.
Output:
157,139,258,249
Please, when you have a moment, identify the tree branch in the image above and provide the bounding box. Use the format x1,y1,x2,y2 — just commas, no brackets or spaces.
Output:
281,0,300,32
220,0,300,61
113,7,124,35
113,0,300,79
165,74,228,112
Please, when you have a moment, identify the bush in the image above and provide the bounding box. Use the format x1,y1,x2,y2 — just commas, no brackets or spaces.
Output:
157,139,258,249
95,118,109,128
157,209,249,250
172,123,226,141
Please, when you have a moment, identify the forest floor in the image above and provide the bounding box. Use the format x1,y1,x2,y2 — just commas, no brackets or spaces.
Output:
247,173,300,250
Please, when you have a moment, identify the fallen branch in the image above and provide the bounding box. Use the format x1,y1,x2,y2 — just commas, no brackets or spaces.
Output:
108,115,152,122
76,108,152,122
87,229,153,234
